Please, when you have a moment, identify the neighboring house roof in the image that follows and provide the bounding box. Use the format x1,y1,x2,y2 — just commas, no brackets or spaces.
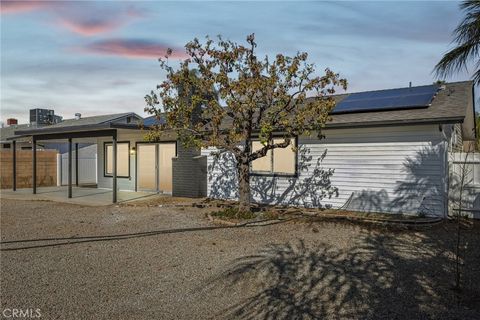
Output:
47,112,140,128
143,115,166,126
0,124,31,142
12,112,143,137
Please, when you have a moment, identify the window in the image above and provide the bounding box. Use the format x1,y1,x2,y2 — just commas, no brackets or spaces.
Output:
3,143,11,149
104,142,130,177
251,138,296,175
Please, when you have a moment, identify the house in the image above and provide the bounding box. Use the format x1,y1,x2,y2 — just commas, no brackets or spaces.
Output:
202,81,476,217
1,108,63,150
7,81,477,217
1,122,32,150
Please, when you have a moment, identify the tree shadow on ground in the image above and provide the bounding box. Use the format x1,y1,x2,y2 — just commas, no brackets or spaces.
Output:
211,223,480,319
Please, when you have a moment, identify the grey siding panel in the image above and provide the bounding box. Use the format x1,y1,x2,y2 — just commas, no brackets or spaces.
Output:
202,125,448,217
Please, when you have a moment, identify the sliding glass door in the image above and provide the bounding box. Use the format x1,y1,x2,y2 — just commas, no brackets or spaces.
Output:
137,144,157,191
136,142,176,193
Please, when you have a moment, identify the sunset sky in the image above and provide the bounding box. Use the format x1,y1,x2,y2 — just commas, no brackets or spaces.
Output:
1,0,475,123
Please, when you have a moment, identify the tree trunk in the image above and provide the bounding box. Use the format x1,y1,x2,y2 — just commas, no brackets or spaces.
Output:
237,159,251,213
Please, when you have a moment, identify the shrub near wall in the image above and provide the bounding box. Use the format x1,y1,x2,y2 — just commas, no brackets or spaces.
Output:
0,150,57,189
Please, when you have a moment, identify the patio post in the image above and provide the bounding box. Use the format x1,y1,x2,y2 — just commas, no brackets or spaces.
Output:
32,137,37,194
68,138,72,198
112,133,117,203
75,143,79,186
12,140,16,191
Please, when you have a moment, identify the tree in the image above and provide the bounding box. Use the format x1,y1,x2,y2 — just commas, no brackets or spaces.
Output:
434,1,480,84
145,34,347,212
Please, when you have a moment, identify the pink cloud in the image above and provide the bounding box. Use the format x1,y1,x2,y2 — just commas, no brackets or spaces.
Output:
58,18,123,36
55,5,145,36
2,1,144,36
82,39,188,60
0,0,48,14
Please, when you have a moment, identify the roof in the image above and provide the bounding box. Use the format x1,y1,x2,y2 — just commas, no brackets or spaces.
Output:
11,112,143,138
8,81,474,139
212,81,474,132
0,124,30,142
44,112,138,128
324,80,473,128
143,115,166,126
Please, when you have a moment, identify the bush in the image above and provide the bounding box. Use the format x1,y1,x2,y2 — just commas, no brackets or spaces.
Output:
211,207,256,220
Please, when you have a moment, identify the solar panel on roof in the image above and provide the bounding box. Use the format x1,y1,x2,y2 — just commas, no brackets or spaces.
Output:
143,116,165,126
331,84,439,114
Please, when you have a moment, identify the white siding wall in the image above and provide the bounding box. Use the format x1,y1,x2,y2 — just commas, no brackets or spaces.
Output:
96,132,143,191
202,125,449,217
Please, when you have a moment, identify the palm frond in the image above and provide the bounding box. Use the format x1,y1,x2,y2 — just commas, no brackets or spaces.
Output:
434,42,480,78
434,0,480,84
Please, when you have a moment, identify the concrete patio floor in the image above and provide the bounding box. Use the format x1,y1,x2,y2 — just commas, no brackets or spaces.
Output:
0,186,157,206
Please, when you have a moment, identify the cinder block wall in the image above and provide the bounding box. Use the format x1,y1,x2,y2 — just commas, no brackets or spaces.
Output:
172,144,207,198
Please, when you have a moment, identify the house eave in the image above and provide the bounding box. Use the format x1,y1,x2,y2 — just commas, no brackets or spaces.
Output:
324,116,465,129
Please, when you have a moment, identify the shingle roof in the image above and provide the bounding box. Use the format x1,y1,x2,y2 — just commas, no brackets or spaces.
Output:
0,124,31,141
10,112,144,138
45,112,137,128
211,81,473,132
324,80,473,128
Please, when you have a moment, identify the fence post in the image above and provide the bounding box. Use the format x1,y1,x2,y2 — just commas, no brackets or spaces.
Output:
12,140,16,191
32,138,36,194
57,153,61,186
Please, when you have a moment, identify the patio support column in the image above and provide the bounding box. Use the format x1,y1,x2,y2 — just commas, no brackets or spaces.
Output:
75,143,79,186
12,140,16,191
112,133,117,203
32,137,37,194
68,138,72,198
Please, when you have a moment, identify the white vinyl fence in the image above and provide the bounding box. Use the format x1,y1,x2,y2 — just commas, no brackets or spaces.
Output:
449,152,480,218
57,144,97,186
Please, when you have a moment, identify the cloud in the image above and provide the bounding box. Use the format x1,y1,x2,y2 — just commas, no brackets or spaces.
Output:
57,18,123,36
0,0,48,14
80,39,188,59
2,1,145,36
55,5,145,36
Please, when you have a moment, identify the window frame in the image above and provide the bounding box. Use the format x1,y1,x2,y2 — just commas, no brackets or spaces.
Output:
103,141,131,178
250,135,298,177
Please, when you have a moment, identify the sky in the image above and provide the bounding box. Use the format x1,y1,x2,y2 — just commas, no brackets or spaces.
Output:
0,0,476,123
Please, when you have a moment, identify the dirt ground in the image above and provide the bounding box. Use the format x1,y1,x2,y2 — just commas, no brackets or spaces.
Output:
1,198,479,319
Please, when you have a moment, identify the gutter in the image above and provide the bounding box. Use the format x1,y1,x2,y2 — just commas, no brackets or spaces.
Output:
324,116,465,130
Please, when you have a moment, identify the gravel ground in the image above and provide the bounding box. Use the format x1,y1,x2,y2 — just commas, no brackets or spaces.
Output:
1,198,479,319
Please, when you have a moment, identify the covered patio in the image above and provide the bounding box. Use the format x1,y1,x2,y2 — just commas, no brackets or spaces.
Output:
0,186,156,206
8,118,145,204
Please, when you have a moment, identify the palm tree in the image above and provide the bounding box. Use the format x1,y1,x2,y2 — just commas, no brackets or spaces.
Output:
435,1,480,84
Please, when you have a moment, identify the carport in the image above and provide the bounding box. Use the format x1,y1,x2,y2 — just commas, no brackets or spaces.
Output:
9,122,143,204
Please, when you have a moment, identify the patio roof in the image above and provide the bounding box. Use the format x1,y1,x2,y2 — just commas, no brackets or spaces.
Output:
10,122,142,140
